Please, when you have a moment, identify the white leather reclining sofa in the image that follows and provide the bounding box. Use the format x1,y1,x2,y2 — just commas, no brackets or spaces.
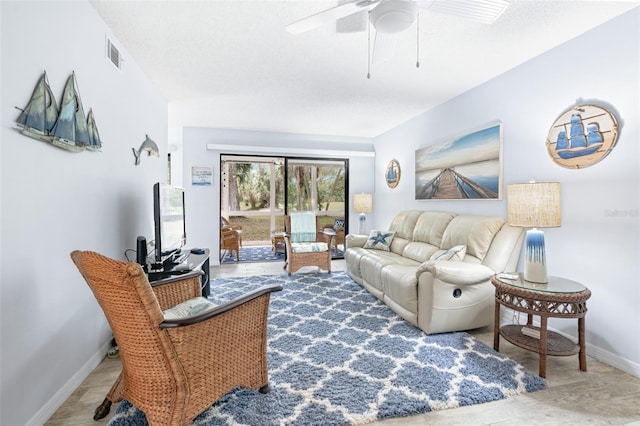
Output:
345,210,524,334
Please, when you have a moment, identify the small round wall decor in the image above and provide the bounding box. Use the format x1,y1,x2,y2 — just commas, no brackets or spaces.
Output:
546,100,622,169
385,159,401,188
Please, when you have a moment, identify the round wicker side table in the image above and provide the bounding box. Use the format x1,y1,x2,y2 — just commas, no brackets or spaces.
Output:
492,274,591,378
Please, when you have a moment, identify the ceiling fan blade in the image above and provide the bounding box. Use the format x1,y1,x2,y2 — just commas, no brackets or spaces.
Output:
286,0,379,35
417,0,510,24
336,10,369,33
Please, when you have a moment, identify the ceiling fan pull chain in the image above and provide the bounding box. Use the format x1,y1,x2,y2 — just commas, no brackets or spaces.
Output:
367,12,371,79
416,11,420,68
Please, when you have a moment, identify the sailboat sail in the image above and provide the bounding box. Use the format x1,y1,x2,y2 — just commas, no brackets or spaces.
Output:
85,109,102,151
51,72,90,151
554,112,604,160
15,71,58,136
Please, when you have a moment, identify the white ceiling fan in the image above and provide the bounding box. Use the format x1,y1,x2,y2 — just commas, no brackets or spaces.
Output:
286,0,511,36
286,0,510,76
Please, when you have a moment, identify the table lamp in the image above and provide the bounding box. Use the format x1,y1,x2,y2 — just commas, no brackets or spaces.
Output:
353,193,373,235
507,182,561,283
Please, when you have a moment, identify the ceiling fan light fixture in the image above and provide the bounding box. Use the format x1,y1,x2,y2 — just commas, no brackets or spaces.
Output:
370,0,418,34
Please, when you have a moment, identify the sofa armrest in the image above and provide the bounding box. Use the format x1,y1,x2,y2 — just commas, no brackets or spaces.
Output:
345,234,368,250
416,261,495,285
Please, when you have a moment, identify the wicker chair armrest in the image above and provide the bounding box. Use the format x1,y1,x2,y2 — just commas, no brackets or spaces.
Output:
160,284,282,328
151,271,204,309
316,232,332,244
221,227,239,236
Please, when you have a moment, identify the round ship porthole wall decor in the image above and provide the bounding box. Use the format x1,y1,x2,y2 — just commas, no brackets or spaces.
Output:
385,159,401,188
546,99,622,169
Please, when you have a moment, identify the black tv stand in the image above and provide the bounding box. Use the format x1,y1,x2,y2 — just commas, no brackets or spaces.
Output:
147,248,210,296
149,251,187,272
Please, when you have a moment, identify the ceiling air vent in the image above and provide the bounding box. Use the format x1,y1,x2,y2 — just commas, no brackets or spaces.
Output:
106,37,122,70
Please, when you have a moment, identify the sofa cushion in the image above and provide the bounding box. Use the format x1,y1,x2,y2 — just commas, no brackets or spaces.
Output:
430,245,467,261
389,237,411,257
401,242,440,263
345,246,368,278
441,215,505,261
363,230,395,251
412,212,457,246
360,250,407,293
391,212,455,263
291,242,328,253
382,264,420,318
386,210,420,255
388,210,422,240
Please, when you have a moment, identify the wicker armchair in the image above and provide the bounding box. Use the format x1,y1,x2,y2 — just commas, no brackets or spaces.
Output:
221,216,243,246
70,250,281,425
221,227,241,261
221,216,242,261
284,214,332,275
316,215,345,254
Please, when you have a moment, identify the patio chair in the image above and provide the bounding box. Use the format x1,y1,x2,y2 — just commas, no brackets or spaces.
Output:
284,212,332,275
221,226,241,261
317,215,345,254
221,216,243,246
71,250,281,425
220,216,242,261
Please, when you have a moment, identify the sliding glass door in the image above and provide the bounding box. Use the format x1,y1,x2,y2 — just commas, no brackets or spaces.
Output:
286,158,349,258
220,155,285,248
220,155,348,259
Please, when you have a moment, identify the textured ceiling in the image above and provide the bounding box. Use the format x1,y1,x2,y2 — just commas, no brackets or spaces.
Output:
90,1,638,138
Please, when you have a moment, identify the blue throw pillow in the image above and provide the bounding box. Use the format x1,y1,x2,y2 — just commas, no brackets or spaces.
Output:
363,230,395,251
333,218,345,231
431,245,467,261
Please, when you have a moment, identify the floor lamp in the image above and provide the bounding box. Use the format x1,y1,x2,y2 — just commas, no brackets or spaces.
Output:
353,193,372,235
507,182,561,284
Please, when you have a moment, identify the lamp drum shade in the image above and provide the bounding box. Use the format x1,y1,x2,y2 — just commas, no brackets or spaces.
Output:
354,193,373,213
507,182,561,228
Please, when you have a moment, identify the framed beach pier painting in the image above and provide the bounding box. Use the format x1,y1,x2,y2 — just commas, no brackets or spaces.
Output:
415,123,503,200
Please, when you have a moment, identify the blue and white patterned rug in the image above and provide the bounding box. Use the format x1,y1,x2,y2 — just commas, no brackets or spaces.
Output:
220,245,343,264
220,245,285,264
109,272,545,426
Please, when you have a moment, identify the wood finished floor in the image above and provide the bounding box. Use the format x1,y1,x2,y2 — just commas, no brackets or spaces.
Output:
46,260,640,425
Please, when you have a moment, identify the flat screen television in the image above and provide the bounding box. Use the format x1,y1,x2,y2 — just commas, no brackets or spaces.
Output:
153,182,186,266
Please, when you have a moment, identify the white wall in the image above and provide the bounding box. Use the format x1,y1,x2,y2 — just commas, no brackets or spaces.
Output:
178,127,375,263
0,2,167,424
373,8,640,375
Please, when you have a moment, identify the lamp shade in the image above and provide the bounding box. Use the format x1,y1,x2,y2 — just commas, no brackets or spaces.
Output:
507,182,561,228
353,193,373,213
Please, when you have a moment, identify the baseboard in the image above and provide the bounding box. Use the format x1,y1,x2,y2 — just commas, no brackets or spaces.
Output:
585,340,640,378
500,308,640,379
27,339,112,425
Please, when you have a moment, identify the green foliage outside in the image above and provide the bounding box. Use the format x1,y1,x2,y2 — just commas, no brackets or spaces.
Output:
227,162,345,243
228,215,285,242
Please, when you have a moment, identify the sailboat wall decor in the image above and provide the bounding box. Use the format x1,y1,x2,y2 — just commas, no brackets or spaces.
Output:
385,159,400,188
13,71,103,153
545,99,622,169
